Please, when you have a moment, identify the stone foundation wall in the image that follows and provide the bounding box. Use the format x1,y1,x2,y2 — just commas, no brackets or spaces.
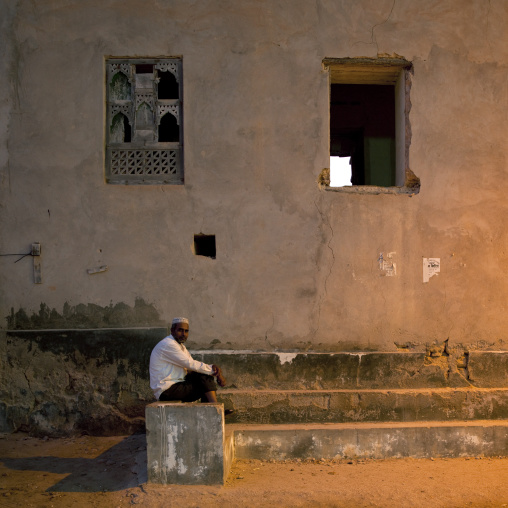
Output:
2,329,507,436
0,329,163,436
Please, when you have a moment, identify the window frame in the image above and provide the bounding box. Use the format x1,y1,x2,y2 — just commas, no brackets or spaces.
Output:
322,57,419,194
105,57,184,185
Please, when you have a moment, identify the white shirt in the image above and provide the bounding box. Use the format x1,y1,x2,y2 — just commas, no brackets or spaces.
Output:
149,335,214,400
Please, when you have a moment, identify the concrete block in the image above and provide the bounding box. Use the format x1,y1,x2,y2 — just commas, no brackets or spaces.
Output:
357,353,470,388
232,421,508,460
3,334,507,437
192,352,359,389
219,388,508,424
192,352,472,389
468,352,508,387
145,402,226,485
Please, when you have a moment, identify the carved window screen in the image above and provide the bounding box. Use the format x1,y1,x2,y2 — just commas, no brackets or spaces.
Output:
105,58,183,184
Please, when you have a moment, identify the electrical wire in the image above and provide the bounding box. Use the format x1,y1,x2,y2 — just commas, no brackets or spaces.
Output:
0,253,32,263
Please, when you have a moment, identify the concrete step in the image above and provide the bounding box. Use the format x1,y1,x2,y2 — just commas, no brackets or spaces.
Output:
227,420,508,460
192,351,508,389
218,388,508,424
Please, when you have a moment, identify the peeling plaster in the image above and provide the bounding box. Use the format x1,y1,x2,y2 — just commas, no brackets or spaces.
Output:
378,252,396,276
276,353,299,365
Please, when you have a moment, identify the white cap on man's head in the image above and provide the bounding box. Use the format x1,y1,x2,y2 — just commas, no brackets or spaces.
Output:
172,317,189,325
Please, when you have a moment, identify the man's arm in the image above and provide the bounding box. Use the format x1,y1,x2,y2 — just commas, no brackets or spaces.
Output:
160,339,227,386
160,340,214,375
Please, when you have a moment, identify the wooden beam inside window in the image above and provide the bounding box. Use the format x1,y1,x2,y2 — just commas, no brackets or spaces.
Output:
323,58,412,85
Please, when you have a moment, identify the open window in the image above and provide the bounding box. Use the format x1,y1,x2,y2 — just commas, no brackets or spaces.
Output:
323,57,419,193
194,234,216,259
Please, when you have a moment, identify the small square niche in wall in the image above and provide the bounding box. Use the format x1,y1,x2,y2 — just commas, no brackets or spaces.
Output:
194,234,216,259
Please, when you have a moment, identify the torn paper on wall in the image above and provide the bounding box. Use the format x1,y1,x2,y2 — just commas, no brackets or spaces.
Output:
378,252,396,276
423,258,440,283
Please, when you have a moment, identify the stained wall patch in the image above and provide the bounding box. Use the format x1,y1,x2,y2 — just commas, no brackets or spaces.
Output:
378,252,396,276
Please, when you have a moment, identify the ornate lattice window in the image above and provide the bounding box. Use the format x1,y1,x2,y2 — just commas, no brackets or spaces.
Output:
105,58,183,184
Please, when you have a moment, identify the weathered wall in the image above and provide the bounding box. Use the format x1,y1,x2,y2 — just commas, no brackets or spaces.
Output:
0,329,164,436
1,0,508,354
2,329,507,436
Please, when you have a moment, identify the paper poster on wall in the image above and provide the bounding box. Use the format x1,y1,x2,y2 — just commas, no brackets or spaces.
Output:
378,252,396,276
423,258,440,283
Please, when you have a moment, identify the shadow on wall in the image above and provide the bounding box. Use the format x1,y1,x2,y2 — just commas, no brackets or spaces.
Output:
6,298,165,330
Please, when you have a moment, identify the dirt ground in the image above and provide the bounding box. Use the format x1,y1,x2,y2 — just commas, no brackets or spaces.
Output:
1,432,508,508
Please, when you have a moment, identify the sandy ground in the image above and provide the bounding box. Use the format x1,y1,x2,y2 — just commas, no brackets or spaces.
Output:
1,432,508,508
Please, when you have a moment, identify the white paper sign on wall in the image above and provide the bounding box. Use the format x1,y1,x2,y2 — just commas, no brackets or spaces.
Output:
423,258,440,283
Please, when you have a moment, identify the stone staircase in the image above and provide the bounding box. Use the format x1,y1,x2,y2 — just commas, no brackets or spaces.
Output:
193,350,508,459
4,326,507,462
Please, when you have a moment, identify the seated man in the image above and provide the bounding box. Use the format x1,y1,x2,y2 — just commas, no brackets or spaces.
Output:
149,317,228,408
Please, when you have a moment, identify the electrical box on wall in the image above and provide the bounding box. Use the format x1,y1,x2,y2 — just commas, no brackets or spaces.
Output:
32,242,42,284
31,243,41,256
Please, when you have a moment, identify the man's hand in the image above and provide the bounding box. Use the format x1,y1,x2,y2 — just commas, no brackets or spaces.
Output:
212,364,227,387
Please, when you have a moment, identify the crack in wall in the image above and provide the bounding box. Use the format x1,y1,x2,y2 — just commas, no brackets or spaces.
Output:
19,347,37,402
312,199,335,341
457,352,470,382
264,312,275,350
22,370,34,400
353,0,396,51
65,370,79,394
369,0,396,51
485,0,493,58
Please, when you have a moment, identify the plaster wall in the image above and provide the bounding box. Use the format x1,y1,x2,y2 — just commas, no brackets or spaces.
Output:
1,0,508,353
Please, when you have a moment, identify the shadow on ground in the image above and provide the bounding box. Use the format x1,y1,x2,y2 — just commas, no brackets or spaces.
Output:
1,433,147,493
